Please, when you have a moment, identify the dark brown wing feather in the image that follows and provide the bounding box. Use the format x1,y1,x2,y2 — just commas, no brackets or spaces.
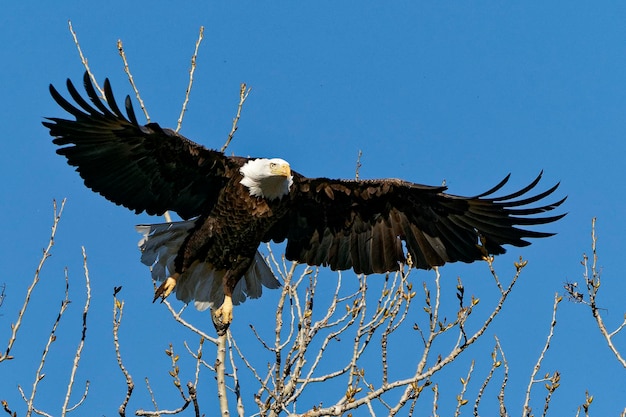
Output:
266,173,565,274
43,72,239,220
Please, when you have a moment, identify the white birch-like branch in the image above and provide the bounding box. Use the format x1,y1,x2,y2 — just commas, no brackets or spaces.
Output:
68,21,103,97
232,252,527,417
176,26,204,132
61,247,92,416
583,218,626,368
0,199,66,363
522,293,561,417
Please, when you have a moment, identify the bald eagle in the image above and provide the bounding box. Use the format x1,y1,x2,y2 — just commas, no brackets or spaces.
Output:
44,73,565,327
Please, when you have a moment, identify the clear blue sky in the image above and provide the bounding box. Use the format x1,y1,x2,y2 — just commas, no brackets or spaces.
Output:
1,2,625,415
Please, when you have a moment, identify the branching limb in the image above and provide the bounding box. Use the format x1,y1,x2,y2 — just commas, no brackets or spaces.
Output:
117,39,150,122
431,384,439,417
134,384,197,416
113,292,134,417
522,293,561,417
493,336,509,416
230,334,273,400
159,292,218,344
68,21,103,97
453,360,473,416
1,199,66,363
184,339,214,371
165,344,186,400
221,83,251,153
145,378,159,414
177,26,204,132
301,258,524,417
61,246,92,416
136,403,191,416
575,391,594,417
473,338,506,416
187,382,200,417
582,218,626,368
355,150,363,180
227,334,246,417
22,268,71,417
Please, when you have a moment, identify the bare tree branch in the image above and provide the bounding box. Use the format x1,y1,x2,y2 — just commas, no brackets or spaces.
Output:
1,199,66,363
355,150,363,180
216,333,229,416
61,247,92,415
221,83,251,153
229,249,529,417
117,39,151,123
68,21,103,97
113,293,134,417
582,218,626,368
22,268,71,417
454,360,473,416
177,26,204,132
159,295,218,345
522,293,561,417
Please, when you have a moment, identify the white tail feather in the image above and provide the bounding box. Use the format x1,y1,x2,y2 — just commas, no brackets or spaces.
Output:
136,221,280,311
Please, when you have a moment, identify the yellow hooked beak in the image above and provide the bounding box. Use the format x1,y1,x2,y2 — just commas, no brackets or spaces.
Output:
271,162,291,177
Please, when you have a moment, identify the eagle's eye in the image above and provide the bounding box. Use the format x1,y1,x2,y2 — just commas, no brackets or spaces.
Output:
270,162,277,169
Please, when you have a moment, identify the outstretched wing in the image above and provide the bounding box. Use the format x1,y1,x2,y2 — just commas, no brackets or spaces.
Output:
44,72,238,220
266,173,565,274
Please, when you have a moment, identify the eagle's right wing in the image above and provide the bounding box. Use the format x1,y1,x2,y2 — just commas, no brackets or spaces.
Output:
265,173,565,275
44,72,236,220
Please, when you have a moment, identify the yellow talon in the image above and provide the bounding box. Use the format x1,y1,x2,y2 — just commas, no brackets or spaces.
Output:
153,273,179,302
214,295,234,324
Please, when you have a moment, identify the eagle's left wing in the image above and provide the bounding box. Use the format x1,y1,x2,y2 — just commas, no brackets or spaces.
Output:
44,72,238,220
265,173,565,274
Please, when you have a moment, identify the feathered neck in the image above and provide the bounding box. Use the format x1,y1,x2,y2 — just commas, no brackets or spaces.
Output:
240,158,293,200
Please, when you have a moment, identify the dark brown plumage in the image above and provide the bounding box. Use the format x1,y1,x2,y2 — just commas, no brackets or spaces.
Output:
44,72,566,326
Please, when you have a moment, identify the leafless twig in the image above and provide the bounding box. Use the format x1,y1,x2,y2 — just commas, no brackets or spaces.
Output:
135,343,199,416
227,334,246,417
355,150,363,180
145,378,158,414
582,218,626,368
454,360,473,416
230,248,527,417
574,390,594,417
1,199,66,363
221,83,251,153
113,293,134,416
522,293,561,417
68,21,103,97
159,296,218,344
177,26,204,132
495,336,509,416
61,247,92,415
117,39,150,122
21,268,71,417
473,337,507,416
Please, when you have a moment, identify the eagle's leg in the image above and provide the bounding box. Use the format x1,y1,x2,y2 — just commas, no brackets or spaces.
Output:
213,294,233,325
153,272,180,302
212,263,249,330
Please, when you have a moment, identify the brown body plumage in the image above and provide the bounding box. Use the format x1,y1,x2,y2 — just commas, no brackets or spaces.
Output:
44,72,566,327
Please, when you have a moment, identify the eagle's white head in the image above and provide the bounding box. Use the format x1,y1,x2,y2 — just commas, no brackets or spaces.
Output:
240,158,293,200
